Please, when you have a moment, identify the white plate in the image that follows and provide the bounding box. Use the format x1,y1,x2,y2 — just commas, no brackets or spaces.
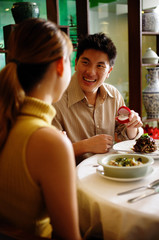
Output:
96,166,154,182
113,140,159,159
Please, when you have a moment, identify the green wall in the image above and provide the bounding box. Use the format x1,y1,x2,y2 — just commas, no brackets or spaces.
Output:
0,0,47,69
59,0,77,74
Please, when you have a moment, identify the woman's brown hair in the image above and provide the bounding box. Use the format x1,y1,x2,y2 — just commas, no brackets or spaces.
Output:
0,18,72,150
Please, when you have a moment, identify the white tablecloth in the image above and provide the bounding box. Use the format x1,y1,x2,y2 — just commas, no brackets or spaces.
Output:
77,150,159,240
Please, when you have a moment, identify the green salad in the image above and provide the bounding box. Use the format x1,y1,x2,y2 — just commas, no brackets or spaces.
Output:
108,157,143,167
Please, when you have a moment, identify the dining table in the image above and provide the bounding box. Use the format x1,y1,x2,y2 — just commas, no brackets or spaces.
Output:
76,148,159,240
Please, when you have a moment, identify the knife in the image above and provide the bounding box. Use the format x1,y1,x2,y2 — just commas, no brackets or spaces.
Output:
128,188,159,203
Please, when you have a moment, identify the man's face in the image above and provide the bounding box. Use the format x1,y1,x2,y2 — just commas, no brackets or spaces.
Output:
75,49,113,96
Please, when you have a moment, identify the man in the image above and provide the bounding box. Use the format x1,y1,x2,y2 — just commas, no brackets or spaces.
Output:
52,33,143,164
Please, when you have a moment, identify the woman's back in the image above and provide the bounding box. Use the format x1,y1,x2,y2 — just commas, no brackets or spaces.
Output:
0,97,55,237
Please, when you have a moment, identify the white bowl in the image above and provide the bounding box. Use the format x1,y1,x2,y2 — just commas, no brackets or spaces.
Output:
98,154,154,179
142,57,159,64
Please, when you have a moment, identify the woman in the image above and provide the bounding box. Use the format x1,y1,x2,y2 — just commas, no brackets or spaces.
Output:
0,18,82,240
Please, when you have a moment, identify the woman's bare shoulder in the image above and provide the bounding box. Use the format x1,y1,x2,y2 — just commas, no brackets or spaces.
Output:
29,126,72,153
26,127,75,184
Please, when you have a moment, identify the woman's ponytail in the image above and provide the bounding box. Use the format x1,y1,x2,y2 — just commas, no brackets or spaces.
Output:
0,62,25,150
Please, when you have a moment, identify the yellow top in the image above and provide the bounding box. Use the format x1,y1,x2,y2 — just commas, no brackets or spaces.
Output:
0,96,56,238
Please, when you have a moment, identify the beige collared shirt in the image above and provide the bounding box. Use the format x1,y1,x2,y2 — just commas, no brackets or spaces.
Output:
52,73,142,163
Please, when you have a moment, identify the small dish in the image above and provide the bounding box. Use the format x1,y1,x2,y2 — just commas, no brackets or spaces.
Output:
96,166,154,182
98,154,154,179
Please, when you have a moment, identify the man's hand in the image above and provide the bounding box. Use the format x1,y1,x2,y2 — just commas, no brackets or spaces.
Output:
86,134,113,153
126,110,143,139
127,110,143,128
73,134,113,156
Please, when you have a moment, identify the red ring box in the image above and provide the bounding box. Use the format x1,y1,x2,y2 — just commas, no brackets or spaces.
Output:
116,106,131,124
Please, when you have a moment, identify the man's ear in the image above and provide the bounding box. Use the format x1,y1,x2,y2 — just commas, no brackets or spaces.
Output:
108,66,113,74
105,66,113,79
56,57,64,77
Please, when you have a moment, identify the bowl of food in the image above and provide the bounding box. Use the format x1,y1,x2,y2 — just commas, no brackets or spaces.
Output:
98,154,154,179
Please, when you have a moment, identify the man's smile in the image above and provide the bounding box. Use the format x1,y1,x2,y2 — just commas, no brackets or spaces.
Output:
83,77,96,82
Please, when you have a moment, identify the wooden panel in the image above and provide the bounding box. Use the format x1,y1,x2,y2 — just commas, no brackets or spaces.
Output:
46,0,59,24
3,24,16,49
128,0,142,117
76,0,90,40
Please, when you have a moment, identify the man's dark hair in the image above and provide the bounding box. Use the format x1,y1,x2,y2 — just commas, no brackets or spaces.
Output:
76,33,117,67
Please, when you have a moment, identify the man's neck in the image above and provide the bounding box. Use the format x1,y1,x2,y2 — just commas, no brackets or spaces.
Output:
85,91,98,106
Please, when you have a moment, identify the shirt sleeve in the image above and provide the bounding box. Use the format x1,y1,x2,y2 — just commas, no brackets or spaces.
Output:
115,121,144,141
115,120,128,141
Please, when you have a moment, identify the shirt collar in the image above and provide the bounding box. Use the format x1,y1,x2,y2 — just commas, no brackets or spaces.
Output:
67,72,114,107
101,83,115,99
68,72,85,107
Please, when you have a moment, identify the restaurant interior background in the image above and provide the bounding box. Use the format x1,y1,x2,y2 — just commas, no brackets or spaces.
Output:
0,0,158,128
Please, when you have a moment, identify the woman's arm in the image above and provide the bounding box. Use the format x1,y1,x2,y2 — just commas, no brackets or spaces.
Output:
26,127,82,240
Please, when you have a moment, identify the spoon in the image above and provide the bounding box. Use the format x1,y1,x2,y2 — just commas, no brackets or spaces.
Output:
117,179,159,195
128,187,159,203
